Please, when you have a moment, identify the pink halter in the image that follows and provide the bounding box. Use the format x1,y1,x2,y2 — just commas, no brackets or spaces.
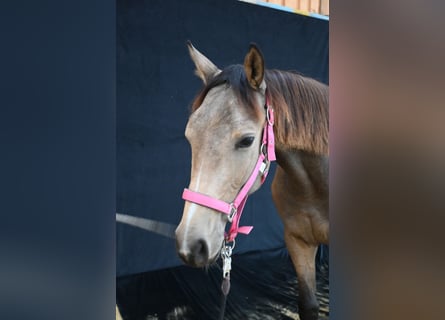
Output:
182,95,276,242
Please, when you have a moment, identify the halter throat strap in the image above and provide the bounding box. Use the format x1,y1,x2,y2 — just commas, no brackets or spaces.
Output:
182,95,275,242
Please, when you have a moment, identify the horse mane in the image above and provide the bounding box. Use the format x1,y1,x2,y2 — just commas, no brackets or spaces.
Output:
265,69,328,155
191,65,328,155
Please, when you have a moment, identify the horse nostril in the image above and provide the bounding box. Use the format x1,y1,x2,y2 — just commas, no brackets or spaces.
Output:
190,239,209,266
176,239,210,267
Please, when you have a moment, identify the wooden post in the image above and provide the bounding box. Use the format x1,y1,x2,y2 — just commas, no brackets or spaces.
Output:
310,0,320,13
284,0,298,10
262,0,328,15
299,0,309,11
320,0,329,15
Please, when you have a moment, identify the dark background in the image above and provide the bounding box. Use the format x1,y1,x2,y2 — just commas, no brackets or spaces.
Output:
117,0,328,277
0,1,115,319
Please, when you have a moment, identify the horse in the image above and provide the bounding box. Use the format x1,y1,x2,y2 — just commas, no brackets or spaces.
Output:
175,42,329,320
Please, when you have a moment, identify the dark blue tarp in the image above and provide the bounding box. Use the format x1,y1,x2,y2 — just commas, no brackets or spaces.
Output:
117,0,328,276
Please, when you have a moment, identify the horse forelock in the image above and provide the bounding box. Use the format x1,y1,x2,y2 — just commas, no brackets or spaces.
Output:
190,64,262,120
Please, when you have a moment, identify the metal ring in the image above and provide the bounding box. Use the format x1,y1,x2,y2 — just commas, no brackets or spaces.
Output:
223,239,236,251
228,239,236,250
260,143,267,156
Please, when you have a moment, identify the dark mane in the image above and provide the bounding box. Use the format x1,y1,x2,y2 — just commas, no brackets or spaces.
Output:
265,69,328,155
191,65,329,155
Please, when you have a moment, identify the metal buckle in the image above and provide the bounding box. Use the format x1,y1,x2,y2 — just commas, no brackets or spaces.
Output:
259,160,269,176
228,204,237,222
221,239,235,278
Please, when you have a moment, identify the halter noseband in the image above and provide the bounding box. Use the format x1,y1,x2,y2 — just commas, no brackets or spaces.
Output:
182,95,276,242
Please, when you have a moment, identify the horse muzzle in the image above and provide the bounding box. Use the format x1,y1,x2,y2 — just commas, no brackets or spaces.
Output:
176,239,209,267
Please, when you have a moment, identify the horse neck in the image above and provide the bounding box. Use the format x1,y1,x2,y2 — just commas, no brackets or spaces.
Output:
274,146,329,199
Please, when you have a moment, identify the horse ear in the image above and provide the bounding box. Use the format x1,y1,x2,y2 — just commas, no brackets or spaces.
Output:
187,41,221,85
244,43,265,90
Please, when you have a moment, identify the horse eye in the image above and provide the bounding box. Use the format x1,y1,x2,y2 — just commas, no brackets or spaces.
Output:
236,136,255,149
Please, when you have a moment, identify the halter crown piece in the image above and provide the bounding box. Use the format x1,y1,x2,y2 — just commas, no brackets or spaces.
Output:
182,94,276,243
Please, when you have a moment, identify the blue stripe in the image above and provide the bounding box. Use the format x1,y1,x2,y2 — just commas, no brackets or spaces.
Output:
309,12,329,21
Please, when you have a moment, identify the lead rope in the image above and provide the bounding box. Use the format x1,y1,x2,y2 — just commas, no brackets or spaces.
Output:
218,240,234,320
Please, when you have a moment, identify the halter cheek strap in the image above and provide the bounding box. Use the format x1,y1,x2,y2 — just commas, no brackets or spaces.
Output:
182,96,275,242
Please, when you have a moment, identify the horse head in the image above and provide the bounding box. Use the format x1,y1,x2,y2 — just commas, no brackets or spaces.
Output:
175,42,269,267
